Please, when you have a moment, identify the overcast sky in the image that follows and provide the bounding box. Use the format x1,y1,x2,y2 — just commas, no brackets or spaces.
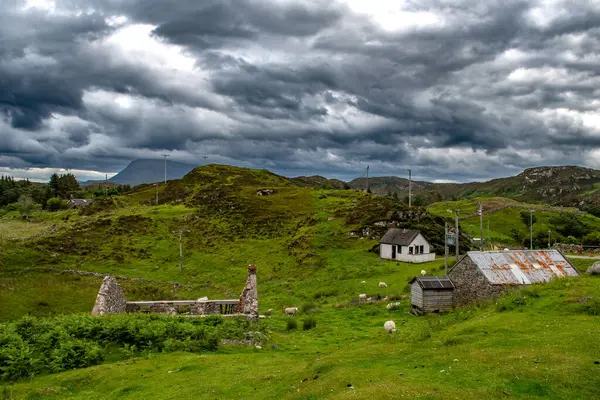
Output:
2,0,600,183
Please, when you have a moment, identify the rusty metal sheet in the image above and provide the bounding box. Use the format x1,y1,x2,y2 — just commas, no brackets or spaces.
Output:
468,250,578,285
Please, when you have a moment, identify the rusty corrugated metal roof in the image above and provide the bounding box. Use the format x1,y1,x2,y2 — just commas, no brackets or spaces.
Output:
467,250,579,285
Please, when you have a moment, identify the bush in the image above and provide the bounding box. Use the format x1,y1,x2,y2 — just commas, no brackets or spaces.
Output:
286,320,297,331
301,302,318,314
0,314,259,382
302,317,317,331
46,197,66,211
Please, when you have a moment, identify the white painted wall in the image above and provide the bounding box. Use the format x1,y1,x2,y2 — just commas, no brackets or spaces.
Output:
380,243,393,259
380,233,435,263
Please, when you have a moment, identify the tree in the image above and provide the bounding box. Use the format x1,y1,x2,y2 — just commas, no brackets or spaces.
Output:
49,174,60,196
46,197,66,211
520,210,536,227
18,194,34,220
57,173,80,199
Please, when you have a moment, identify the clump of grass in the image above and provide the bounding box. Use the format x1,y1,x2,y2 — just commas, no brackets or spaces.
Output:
286,320,297,331
581,299,600,316
302,317,317,331
301,302,318,314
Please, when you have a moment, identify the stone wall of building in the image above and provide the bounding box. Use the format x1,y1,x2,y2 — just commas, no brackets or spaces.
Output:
236,265,258,321
91,276,127,315
448,257,506,306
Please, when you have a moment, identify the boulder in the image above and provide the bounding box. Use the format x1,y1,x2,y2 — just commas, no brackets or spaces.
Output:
586,262,600,275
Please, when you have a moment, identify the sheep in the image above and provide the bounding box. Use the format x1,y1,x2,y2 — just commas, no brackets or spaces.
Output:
384,320,396,333
285,307,298,316
421,270,427,276
264,308,273,317
386,302,401,310
197,296,208,301
378,282,388,288
361,281,366,285
359,293,367,301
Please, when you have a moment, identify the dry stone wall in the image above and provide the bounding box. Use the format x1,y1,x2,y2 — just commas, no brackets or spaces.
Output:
91,276,127,315
448,257,507,306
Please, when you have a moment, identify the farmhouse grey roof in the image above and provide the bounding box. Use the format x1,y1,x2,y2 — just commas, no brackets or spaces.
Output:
380,228,421,246
457,250,579,285
410,276,455,290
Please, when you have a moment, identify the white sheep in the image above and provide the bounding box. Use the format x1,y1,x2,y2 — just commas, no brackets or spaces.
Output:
264,308,273,317
359,294,367,301
361,281,366,285
386,302,401,310
384,320,396,333
378,282,388,288
421,270,427,276
285,307,298,316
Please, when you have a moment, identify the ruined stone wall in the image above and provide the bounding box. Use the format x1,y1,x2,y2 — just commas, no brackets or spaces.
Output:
91,276,127,315
553,244,600,254
236,265,258,321
448,257,506,306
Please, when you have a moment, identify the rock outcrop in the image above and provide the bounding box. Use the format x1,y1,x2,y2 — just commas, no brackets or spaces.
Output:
91,276,127,315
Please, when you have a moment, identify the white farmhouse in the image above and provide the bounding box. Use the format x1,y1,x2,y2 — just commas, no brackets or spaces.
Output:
379,228,435,263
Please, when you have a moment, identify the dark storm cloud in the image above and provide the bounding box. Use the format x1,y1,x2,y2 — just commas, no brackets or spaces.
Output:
3,0,600,182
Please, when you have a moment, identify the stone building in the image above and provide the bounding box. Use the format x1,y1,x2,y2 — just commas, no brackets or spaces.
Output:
448,250,579,305
379,228,435,263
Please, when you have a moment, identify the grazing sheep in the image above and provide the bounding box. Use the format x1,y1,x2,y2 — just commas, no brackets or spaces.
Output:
361,281,366,285
384,320,396,333
421,270,427,276
264,308,273,317
367,297,373,301
285,307,298,316
378,282,388,288
386,302,401,310
359,293,367,301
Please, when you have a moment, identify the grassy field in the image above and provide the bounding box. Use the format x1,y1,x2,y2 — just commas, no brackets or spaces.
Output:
1,166,599,399
427,197,600,246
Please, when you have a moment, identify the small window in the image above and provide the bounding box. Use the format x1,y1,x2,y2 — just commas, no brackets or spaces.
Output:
409,247,413,255
420,245,424,254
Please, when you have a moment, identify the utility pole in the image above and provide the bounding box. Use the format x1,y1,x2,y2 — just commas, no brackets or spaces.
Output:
105,174,108,197
154,183,158,206
365,165,369,193
447,209,460,262
407,169,412,207
172,227,190,273
455,210,459,261
444,221,448,275
478,202,484,251
161,154,170,184
548,229,551,249
487,220,491,250
530,209,534,250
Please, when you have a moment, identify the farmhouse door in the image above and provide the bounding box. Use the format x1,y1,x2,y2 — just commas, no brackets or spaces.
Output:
392,245,396,259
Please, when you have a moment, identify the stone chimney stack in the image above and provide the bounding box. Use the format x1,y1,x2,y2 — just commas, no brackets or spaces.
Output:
238,264,258,320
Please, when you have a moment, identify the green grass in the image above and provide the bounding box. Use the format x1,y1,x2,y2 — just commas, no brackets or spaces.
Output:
4,274,600,399
428,197,600,246
1,165,600,399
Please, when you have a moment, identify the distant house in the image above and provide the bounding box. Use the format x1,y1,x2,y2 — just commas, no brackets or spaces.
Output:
67,198,93,208
409,276,454,314
448,250,579,305
379,228,435,263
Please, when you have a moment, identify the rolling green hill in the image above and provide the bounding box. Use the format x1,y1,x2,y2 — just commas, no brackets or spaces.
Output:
1,165,599,399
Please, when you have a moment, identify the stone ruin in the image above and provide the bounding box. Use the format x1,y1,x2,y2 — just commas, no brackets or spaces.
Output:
91,264,259,320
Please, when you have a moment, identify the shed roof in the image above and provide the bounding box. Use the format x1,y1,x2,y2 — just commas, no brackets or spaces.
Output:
461,250,579,285
380,228,421,246
410,276,455,290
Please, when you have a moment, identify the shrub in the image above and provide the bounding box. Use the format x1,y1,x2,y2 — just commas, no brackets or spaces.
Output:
48,339,104,372
46,197,66,211
302,317,317,331
301,302,318,314
286,320,297,331
581,299,600,316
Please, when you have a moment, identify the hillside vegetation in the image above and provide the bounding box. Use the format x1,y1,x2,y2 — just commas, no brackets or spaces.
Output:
1,164,599,399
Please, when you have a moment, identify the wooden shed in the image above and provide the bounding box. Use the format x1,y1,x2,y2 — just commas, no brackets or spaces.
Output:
410,276,455,315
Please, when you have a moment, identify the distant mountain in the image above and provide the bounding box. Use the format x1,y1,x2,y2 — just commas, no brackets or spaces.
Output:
82,159,198,186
